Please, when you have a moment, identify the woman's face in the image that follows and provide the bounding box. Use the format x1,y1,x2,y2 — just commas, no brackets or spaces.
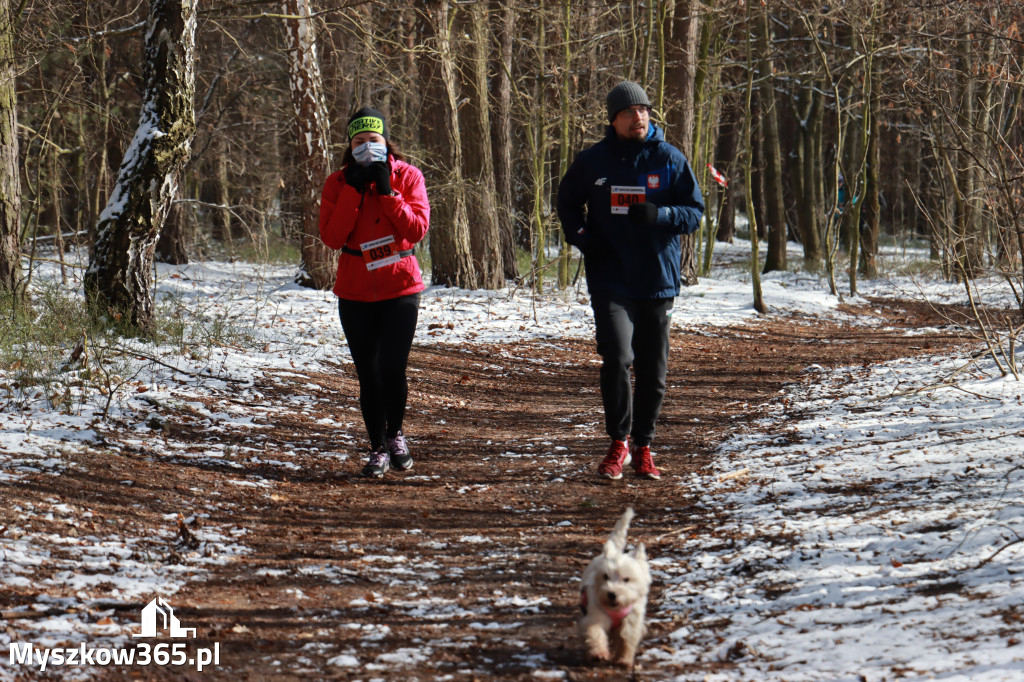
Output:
351,131,386,147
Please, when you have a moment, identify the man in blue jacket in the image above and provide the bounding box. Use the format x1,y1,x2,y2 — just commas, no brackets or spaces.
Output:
557,81,704,481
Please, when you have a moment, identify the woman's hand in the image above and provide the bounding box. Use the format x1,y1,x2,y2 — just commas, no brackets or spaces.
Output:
343,164,368,193
365,162,393,196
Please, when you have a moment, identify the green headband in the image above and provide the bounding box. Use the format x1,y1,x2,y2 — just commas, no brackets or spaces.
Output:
348,116,385,139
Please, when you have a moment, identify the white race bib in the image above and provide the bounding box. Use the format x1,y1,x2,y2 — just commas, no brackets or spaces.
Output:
360,235,401,271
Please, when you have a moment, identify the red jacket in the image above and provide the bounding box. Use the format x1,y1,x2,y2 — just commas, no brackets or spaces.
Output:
319,157,430,302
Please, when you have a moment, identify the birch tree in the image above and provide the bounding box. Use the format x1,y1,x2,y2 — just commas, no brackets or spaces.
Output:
283,0,334,290
84,0,197,333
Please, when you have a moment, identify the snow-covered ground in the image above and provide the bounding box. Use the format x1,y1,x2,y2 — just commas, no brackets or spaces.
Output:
2,240,1022,680
657,338,1024,681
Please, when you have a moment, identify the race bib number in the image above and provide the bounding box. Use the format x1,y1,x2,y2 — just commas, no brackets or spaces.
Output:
360,235,401,271
611,185,645,214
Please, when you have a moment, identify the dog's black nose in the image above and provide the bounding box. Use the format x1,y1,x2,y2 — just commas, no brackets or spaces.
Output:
607,592,617,604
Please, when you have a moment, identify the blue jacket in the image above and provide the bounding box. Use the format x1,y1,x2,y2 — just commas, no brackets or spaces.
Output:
557,123,704,299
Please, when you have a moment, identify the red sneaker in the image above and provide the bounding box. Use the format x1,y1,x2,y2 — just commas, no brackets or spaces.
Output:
631,444,661,480
598,439,631,480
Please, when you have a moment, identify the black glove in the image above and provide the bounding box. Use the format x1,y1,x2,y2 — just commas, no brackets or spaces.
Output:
628,201,659,225
343,164,369,193
365,161,393,196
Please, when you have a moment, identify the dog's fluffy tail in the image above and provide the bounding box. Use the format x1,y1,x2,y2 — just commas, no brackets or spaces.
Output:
605,507,635,554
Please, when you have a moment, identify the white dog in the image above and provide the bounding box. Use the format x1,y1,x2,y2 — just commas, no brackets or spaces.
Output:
578,507,651,667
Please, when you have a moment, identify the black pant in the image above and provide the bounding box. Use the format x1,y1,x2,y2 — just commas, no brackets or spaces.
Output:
337,293,420,449
590,292,673,446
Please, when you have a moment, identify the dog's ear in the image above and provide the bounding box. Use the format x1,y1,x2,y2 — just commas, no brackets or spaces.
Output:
603,539,618,558
632,542,647,562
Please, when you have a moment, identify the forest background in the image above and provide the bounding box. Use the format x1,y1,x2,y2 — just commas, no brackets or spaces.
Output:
1,3,1023,677
0,0,1022,358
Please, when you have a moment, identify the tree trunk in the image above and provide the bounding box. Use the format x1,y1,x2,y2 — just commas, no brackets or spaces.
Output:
668,0,701,286
154,164,189,265
750,99,767,239
283,0,334,290
85,0,197,333
810,87,825,252
88,57,113,253
794,83,823,267
463,2,503,289
977,11,999,268
840,95,861,255
556,0,572,288
491,0,518,279
907,130,923,240
956,15,996,280
0,0,20,300
155,198,189,264
203,136,233,243
860,85,880,278
714,96,741,242
528,0,548,293
830,18,865,294
758,5,787,273
424,1,476,289
835,45,860,258
399,8,422,151
742,0,765,313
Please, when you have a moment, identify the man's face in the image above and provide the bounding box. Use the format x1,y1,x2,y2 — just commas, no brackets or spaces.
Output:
611,105,650,142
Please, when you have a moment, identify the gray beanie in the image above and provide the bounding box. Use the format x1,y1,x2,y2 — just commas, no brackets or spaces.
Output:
606,81,652,121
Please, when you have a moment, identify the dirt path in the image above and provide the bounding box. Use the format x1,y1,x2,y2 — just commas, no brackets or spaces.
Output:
1,300,968,681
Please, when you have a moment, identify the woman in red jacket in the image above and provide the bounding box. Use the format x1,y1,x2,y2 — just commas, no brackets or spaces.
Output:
319,107,430,478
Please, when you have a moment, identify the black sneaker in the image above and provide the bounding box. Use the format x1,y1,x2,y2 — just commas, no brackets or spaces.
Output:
361,447,390,478
387,431,413,471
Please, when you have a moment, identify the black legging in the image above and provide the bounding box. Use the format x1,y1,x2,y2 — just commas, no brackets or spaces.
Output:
337,293,420,449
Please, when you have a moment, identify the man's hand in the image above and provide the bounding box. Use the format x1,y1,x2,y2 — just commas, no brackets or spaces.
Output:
365,162,393,196
628,201,658,225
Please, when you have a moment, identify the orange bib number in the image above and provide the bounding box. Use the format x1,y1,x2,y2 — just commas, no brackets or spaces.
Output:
360,235,401,271
611,185,645,214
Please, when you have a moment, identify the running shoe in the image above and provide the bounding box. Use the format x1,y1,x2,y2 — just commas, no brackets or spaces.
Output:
597,439,631,480
631,444,661,480
361,446,390,478
387,431,413,471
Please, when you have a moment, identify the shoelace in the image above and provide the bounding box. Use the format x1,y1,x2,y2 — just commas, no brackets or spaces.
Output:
600,444,629,473
388,433,407,455
608,441,628,460
368,449,389,466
